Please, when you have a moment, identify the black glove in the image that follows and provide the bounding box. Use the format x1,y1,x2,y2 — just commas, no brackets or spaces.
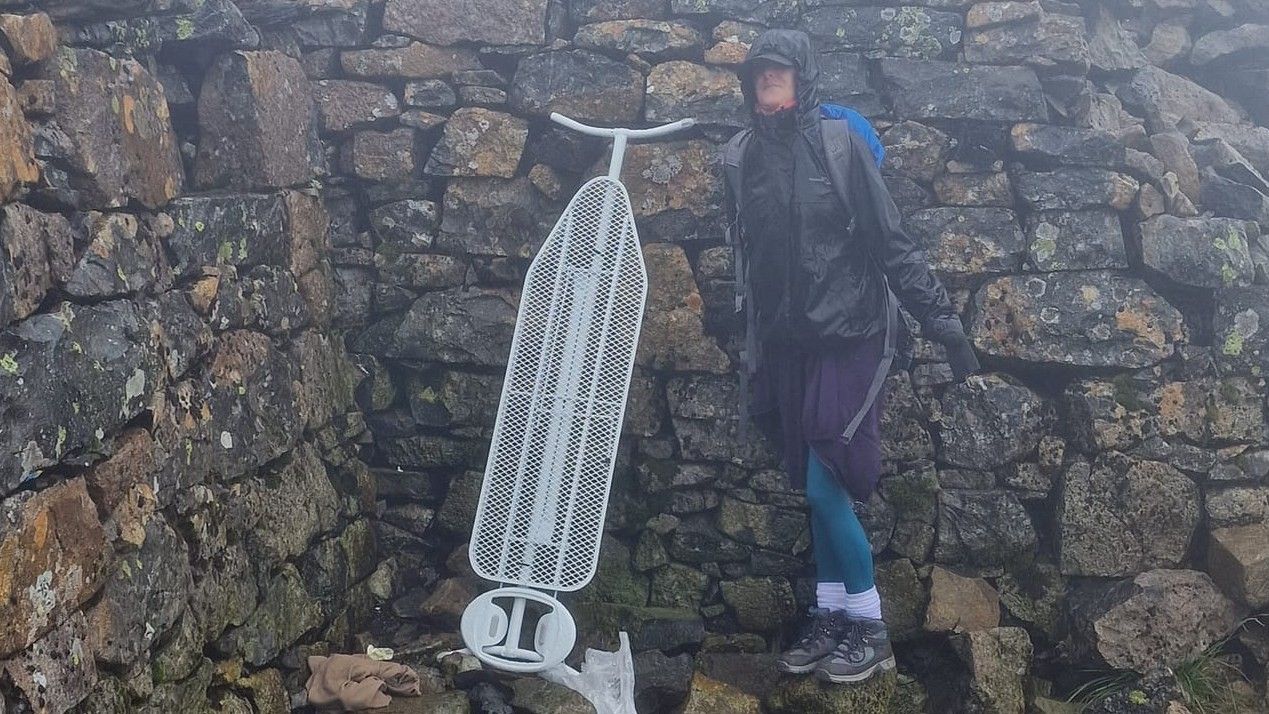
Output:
941,335,981,382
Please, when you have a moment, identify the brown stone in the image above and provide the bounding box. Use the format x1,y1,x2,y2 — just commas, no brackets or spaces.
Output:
283,190,330,278
196,51,316,190
934,172,1014,207
424,107,527,178
311,79,399,132
681,672,762,714
925,566,1000,633
0,203,74,323
3,611,98,714
0,76,34,203
341,43,480,80
0,478,108,659
344,128,415,180
44,48,181,208
83,428,159,547
645,61,743,125
575,19,704,60
15,78,53,116
614,139,721,221
951,627,1033,714
382,0,548,46
0,13,56,65
419,577,479,628
638,244,730,373
510,49,644,123
1208,523,1269,608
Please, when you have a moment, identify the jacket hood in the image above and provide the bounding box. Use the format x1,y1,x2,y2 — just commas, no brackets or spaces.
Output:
740,29,821,119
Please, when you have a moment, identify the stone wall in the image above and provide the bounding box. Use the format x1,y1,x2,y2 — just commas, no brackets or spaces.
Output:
2,0,1269,712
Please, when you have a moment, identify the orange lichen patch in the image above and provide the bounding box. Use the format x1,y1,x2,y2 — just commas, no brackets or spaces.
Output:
121,93,136,133
189,275,220,315
209,331,271,385
1116,306,1169,349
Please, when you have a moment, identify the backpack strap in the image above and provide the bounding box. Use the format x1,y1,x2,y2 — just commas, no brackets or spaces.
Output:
820,118,899,446
722,129,759,435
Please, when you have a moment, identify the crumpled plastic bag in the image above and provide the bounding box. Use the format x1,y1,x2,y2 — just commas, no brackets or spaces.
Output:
539,631,636,714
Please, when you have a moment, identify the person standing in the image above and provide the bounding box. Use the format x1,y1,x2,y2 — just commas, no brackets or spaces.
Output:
721,29,980,684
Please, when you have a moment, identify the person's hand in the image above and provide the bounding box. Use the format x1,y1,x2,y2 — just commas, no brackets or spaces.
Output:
941,335,981,382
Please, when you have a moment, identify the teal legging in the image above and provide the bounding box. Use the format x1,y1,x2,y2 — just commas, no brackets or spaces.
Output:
806,447,876,591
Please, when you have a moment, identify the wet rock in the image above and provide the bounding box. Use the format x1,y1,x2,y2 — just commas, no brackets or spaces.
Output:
716,497,806,552
1117,66,1242,128
879,58,1047,123
404,79,456,109
1152,376,1264,445
576,603,705,653
1014,167,1137,211
373,287,516,365
1214,287,1269,375
720,577,797,631
1149,132,1199,201
0,479,107,659
905,207,1025,278
880,374,934,462
510,49,643,123
638,243,730,373
632,650,692,711
0,301,162,494
938,374,1050,470
882,121,950,183
997,562,1063,639
951,627,1033,714
0,12,57,65
509,677,596,714
86,514,190,669
933,172,1013,207
612,140,722,244
934,489,1037,568
217,563,322,667
1141,215,1253,289
1057,454,1200,577
342,42,481,81
571,0,667,22
1191,23,1269,66
667,375,777,468
311,79,399,132
805,5,962,59
670,513,749,563
438,177,546,257
1207,523,1269,609
925,565,999,633
435,470,484,534
1201,170,1269,225
575,19,702,60
1087,5,1146,73
406,368,501,428
419,577,479,628
343,127,416,180
42,47,179,208
818,52,884,117
165,193,288,278
875,558,927,641
424,107,526,178
1063,379,1151,452
1191,123,1269,181
681,672,761,714
1024,210,1127,272
65,213,163,299
1143,22,1190,67
1010,123,1124,168
383,0,547,45
1069,569,1243,673
0,203,73,323
645,60,743,125
965,9,1090,73
3,612,98,714
970,271,1183,368
767,669,896,713
1205,486,1268,528
243,444,340,562
142,657,214,714
195,50,316,190
650,563,709,608
71,0,259,54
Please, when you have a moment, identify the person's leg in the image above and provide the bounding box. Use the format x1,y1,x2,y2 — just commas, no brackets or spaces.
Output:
805,448,880,619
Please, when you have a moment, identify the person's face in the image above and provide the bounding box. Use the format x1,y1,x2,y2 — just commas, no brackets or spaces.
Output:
752,61,796,111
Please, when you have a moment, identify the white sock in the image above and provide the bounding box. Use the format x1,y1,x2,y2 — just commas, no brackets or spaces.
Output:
843,586,883,620
816,582,848,612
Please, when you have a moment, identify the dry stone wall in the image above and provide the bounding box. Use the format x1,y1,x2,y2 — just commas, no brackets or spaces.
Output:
0,0,1268,712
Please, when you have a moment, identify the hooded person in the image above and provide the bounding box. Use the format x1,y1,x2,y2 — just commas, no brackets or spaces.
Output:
721,29,981,685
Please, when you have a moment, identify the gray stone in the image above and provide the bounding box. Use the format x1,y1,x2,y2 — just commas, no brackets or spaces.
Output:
638,243,730,373
1140,215,1253,289
371,199,437,251
938,373,1050,470
667,375,777,468
720,577,797,632
670,514,750,563
576,603,705,653
951,627,1033,714
1214,286,1269,375
1087,4,1146,72
933,172,1013,207
382,0,548,45
510,678,596,714
575,19,703,59
805,5,963,59
0,203,74,324
876,558,927,641
4,612,98,714
195,51,317,190
1191,23,1269,66
818,52,883,117
1014,167,1137,211
1069,569,1244,673
970,271,1183,368
166,193,288,278
404,79,456,109
217,564,323,666
438,177,546,257
375,287,516,365
571,0,667,22
878,58,1047,122
1010,122,1124,168
882,121,950,183
1024,210,1127,272
634,651,694,712
1064,378,1152,452
1205,486,1269,529
645,61,744,125
1117,65,1242,128
905,207,1026,278
510,50,644,123
71,0,259,54
424,107,527,178
650,563,710,609
343,127,415,181
965,9,1089,73
716,497,807,552
1058,454,1200,577
934,489,1037,568
1208,523,1269,609
340,43,481,79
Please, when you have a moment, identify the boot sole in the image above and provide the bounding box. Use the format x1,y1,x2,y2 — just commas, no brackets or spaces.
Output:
776,658,824,675
815,655,896,684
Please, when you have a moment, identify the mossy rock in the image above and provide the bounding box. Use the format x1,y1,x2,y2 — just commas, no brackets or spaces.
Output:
766,670,897,713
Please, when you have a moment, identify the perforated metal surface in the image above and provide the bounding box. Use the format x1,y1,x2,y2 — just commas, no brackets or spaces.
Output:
470,176,647,592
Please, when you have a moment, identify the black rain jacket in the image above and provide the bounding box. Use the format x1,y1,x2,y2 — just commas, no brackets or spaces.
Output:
724,30,968,360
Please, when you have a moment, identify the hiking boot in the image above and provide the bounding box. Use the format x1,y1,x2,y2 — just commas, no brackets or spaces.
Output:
815,617,896,684
777,607,850,674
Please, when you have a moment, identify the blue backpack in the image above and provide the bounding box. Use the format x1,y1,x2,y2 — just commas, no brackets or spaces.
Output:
820,102,885,168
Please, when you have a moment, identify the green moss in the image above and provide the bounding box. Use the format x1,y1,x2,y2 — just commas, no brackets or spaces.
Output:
0,352,17,374
1128,690,1148,705
175,17,195,40
1111,374,1150,413
1222,330,1244,357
